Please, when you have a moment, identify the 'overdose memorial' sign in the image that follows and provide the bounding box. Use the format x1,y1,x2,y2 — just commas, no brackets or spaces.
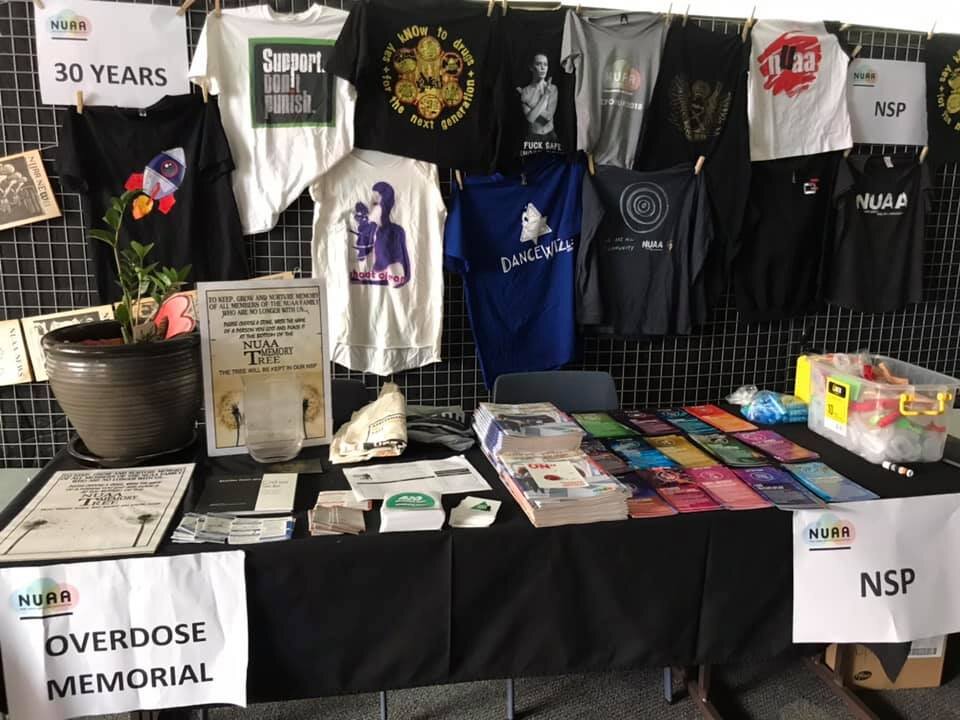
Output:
793,494,960,643
0,552,247,720
35,0,189,107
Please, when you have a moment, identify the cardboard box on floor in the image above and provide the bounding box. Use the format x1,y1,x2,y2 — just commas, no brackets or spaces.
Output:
826,636,947,690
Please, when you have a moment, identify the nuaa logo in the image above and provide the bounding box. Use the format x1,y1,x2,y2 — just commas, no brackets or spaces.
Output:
10,578,79,619
803,514,856,550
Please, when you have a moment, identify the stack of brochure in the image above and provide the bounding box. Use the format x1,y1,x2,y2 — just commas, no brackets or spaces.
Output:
473,402,584,456
494,449,629,528
308,490,371,536
172,513,295,544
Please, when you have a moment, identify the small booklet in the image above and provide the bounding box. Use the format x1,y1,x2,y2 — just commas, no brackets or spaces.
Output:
731,430,820,463
645,435,717,469
655,409,716,435
619,473,679,518
525,460,589,490
612,410,677,436
309,506,367,535
785,462,879,502
687,466,772,510
571,412,637,439
607,438,679,470
734,467,826,509
196,473,298,515
581,439,632,476
684,404,758,433
688,433,769,468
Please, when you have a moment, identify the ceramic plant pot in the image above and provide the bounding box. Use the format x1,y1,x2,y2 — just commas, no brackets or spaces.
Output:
42,320,201,460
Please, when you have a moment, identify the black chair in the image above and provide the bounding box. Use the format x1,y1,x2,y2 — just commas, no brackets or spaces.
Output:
492,370,619,411
331,378,373,432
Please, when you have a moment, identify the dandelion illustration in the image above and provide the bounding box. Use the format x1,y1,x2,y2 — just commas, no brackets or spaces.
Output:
302,384,322,438
5,518,48,555
129,513,156,546
216,390,243,447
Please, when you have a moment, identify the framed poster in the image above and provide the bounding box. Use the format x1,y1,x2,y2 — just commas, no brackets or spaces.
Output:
0,150,61,231
197,279,333,457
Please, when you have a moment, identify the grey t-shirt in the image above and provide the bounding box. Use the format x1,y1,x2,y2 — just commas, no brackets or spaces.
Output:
561,11,666,168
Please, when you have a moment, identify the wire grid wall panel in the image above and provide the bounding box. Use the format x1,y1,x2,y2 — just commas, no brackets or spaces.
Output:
1,2,958,465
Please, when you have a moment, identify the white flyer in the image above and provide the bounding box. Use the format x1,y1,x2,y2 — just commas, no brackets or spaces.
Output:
0,464,193,562
34,0,189,108
0,552,247,720
343,456,491,502
197,279,333,457
793,494,960,643
20,304,115,382
847,58,928,146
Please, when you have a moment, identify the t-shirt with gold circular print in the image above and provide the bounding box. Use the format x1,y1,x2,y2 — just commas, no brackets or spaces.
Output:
925,35,960,165
328,0,502,172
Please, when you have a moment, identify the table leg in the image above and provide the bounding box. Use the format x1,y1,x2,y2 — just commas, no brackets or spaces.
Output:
805,649,879,720
505,678,515,720
663,666,674,703
379,690,388,720
683,664,724,720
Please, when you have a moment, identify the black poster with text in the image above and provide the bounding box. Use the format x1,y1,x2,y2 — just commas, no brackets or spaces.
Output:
249,39,336,127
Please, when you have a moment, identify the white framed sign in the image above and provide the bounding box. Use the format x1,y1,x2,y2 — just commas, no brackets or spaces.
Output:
793,494,960,643
0,552,247,720
34,0,189,108
847,58,928,146
197,278,333,456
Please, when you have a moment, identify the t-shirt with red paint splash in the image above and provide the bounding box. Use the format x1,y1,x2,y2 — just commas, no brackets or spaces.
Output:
747,20,852,161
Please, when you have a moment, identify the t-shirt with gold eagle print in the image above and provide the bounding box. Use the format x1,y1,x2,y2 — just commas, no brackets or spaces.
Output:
329,0,502,172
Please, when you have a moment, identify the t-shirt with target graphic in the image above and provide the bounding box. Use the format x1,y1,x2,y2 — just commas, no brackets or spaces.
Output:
577,163,713,336
328,0,502,172
748,20,852,161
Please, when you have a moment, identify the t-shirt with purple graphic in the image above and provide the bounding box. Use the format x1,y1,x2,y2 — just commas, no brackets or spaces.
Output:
311,149,446,376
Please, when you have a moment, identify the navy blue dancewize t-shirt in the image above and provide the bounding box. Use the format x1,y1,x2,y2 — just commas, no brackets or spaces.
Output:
444,156,585,388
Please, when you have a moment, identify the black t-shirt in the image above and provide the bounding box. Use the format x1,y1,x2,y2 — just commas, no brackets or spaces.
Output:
578,163,713,336
925,34,960,166
495,9,576,171
56,94,248,303
733,152,841,322
635,22,750,309
828,155,932,313
328,0,501,172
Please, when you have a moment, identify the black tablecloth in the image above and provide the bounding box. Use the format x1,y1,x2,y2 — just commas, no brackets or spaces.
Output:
1,418,959,707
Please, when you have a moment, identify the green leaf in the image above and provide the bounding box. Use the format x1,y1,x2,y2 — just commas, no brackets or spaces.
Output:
129,240,145,258
103,208,121,230
140,243,155,258
89,228,116,247
178,265,192,282
119,189,140,206
115,302,131,325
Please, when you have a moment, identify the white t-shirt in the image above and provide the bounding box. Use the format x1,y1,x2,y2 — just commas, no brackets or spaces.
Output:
748,20,852,161
310,150,445,376
188,4,354,234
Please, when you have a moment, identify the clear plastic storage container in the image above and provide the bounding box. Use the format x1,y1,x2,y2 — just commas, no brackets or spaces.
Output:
807,353,959,464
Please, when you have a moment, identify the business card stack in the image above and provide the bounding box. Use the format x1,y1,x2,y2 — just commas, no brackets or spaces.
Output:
172,513,295,544
380,490,445,533
495,449,629,528
308,490,371,536
449,496,502,528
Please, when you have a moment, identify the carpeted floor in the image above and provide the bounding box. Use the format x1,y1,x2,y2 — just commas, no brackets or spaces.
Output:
95,646,960,719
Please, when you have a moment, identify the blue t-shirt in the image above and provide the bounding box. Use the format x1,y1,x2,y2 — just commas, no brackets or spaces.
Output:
444,157,585,388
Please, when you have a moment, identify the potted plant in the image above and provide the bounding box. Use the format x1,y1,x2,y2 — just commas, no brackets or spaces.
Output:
42,190,200,462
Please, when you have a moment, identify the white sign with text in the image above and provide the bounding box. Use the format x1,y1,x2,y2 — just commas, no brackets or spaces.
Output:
793,494,960,643
847,58,928,146
0,552,247,720
34,0,188,107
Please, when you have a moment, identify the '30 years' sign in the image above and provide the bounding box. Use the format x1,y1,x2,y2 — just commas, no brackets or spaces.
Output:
34,0,188,108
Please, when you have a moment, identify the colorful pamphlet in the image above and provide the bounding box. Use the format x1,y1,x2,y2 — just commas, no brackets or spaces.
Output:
731,430,820,463
656,409,716,435
684,404,759,433
785,462,879,502
688,433,769,468
607,438,679,470
572,412,637,439
612,410,677,436
645,434,717,468
654,483,724,513
733,467,826,509
581,439,632,475
619,473,679,518
687,466,772,510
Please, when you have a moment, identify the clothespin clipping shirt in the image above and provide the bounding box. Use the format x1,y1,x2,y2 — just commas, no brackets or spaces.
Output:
75,91,84,114
741,6,755,42
694,155,705,175
214,0,221,18
200,78,209,104
176,0,195,16
919,146,929,164
33,0,45,10
682,4,690,26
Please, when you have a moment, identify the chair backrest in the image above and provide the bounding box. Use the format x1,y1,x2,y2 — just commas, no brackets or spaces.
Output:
491,371,618,412
331,379,374,431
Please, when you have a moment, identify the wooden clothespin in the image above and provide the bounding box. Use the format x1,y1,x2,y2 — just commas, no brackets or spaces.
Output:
214,0,221,18
851,44,862,59
75,90,84,114
843,147,852,158
919,146,929,164
663,2,672,26
839,23,851,32
575,3,582,15
487,0,495,17
176,0,195,16
500,0,507,15
928,21,936,40
454,170,464,191
200,78,209,103
33,0,45,10
682,4,690,26
694,155,705,175
741,6,755,42
587,153,596,176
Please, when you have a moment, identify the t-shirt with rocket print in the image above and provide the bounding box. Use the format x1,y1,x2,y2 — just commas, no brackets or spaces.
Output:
55,94,248,303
